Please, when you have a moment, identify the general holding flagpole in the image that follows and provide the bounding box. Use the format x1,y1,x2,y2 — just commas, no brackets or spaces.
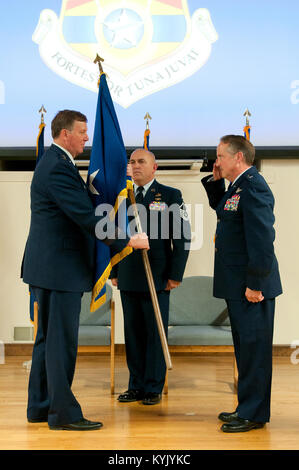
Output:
93,55,172,370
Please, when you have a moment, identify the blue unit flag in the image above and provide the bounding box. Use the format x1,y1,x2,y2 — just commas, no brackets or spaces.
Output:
29,118,46,322
87,72,133,311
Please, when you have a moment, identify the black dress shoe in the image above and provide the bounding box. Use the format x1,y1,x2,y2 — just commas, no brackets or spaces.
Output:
49,418,103,431
142,393,161,405
221,417,265,433
118,389,144,402
28,417,48,423
218,410,238,422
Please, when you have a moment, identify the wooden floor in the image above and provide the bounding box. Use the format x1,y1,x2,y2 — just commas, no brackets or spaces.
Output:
0,354,298,451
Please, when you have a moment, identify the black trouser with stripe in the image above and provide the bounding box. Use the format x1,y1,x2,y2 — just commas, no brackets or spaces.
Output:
121,290,170,394
226,298,275,423
27,286,83,426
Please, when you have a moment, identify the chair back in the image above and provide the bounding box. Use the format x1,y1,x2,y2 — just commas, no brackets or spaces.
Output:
169,276,229,326
79,284,112,326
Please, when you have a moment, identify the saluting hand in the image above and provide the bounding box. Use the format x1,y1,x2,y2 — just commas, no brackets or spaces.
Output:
127,162,133,178
213,162,222,181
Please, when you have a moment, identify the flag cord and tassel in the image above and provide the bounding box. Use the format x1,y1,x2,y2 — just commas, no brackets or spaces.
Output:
30,106,47,341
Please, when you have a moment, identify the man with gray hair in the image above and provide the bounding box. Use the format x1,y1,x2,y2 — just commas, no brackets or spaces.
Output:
202,135,282,432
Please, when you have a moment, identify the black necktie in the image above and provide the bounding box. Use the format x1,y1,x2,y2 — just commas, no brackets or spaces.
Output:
135,186,144,203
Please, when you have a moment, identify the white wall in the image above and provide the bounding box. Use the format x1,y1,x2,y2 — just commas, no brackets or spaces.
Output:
260,160,299,344
0,160,297,344
0,172,33,343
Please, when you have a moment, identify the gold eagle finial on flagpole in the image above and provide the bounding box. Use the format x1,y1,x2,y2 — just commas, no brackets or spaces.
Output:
243,108,251,127
94,54,104,74
94,54,106,86
39,105,47,124
144,112,152,130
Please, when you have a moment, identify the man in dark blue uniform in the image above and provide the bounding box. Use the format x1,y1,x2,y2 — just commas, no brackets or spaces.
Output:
202,135,282,432
111,148,190,405
21,110,149,430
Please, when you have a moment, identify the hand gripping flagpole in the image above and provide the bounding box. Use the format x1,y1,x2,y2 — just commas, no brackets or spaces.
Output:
93,55,172,370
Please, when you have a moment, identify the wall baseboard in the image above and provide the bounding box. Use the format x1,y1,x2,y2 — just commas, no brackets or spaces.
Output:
3,343,293,357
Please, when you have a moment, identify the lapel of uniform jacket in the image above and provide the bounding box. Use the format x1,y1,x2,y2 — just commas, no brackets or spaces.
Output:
51,143,73,165
217,181,237,214
51,144,87,190
231,166,257,191
126,180,157,226
228,166,257,203
219,166,257,211
143,179,160,207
